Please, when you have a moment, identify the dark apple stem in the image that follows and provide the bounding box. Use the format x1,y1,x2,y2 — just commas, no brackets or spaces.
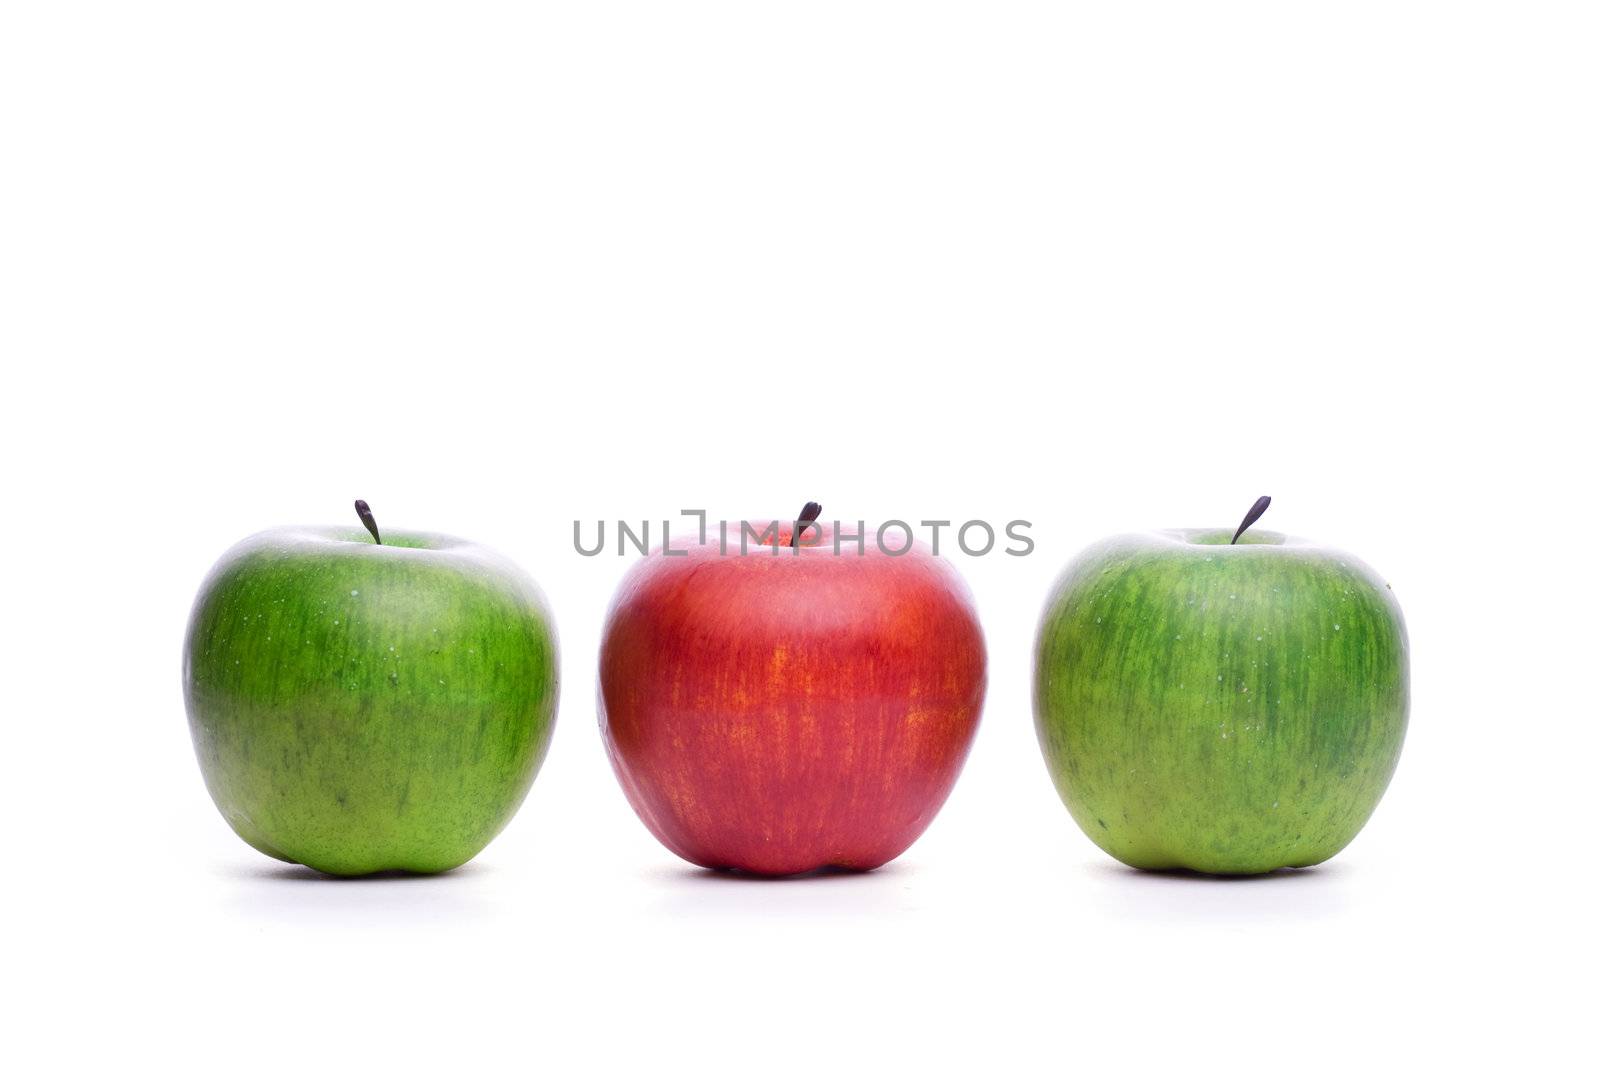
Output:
354,499,382,545
1231,495,1271,544
794,501,822,546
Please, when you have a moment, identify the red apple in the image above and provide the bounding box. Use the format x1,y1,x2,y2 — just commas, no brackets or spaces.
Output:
599,509,987,875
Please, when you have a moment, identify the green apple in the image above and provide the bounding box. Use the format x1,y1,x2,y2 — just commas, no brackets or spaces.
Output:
183,504,559,875
1034,499,1407,874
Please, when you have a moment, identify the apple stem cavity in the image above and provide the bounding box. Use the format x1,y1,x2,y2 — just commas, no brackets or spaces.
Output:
794,501,822,547
1231,496,1272,545
354,499,382,545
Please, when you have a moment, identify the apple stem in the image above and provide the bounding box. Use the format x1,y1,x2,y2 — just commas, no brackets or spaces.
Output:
1231,495,1272,544
794,501,822,547
354,499,382,545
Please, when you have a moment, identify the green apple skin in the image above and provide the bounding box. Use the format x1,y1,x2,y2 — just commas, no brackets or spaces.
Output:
183,527,559,875
1034,528,1407,874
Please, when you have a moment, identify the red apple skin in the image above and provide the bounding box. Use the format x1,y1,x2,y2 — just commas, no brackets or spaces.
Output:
599,521,987,875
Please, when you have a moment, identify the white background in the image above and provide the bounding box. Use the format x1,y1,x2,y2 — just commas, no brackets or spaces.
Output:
4,2,1596,1063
